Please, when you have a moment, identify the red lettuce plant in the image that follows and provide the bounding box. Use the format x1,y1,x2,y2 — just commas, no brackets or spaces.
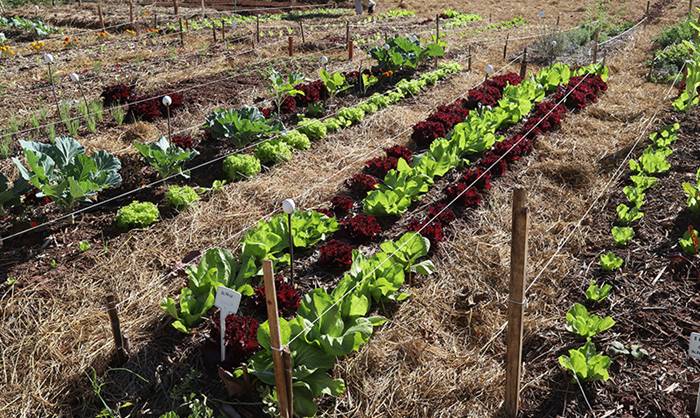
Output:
427,202,456,226
487,73,523,90
318,239,354,269
364,156,399,178
331,194,354,215
101,83,134,107
129,96,162,121
294,80,329,106
254,275,301,316
347,173,379,195
343,214,382,241
171,135,195,149
444,182,482,207
408,218,445,245
460,167,492,192
213,314,260,364
479,152,509,177
384,145,413,162
411,120,447,148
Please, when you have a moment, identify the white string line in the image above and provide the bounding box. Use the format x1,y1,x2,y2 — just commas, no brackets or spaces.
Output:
599,16,647,46
284,52,527,349
6,41,351,138
0,53,474,244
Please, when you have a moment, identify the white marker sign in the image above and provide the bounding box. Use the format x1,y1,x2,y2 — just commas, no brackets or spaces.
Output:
215,286,242,362
690,332,700,360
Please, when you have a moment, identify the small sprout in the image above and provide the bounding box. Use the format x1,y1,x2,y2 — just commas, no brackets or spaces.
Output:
585,280,612,303
5,276,17,286
50,259,58,269
608,341,649,359
78,241,91,252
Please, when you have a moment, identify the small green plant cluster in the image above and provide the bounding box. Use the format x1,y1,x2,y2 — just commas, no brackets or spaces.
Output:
0,16,57,38
165,185,200,210
116,200,160,230
649,18,695,83
135,137,199,179
558,303,614,382
672,23,700,111
223,154,261,181
369,35,445,73
441,9,482,28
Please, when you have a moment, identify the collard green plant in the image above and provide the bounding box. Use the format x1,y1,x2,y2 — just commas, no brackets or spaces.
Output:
369,35,445,72
565,303,615,339
319,68,350,99
599,251,623,272
585,280,612,303
205,107,281,146
558,340,611,382
134,137,199,179
13,137,122,210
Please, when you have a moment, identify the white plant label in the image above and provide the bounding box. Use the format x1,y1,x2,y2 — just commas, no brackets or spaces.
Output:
690,332,700,360
215,286,242,362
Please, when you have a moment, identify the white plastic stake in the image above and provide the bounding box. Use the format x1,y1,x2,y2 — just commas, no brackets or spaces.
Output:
215,285,242,362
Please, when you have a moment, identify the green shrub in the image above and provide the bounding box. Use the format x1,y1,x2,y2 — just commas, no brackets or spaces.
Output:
222,154,261,181
165,185,200,210
297,119,327,141
116,201,160,230
255,140,293,165
280,130,311,150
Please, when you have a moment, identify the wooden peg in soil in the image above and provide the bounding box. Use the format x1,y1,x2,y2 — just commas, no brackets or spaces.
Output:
153,12,158,28
489,12,492,23
256,15,261,43
435,13,440,40
172,0,179,16
288,36,294,57
106,294,129,363
467,44,472,72
348,38,354,61
128,0,134,25
503,188,529,418
200,0,206,17
345,20,350,45
97,1,105,31
221,21,226,44
592,29,600,63
262,261,293,418
556,14,560,27
519,48,527,79
185,18,189,31
212,24,217,43
646,0,651,18
178,17,184,47
503,33,510,60
298,21,305,44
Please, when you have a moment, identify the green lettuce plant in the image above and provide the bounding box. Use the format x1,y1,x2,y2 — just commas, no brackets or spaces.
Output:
682,168,700,214
599,251,623,272
297,119,327,141
558,340,611,382
13,137,122,210
165,185,200,210
116,200,160,230
629,146,672,175
585,280,612,303
223,154,261,181
612,226,634,246
565,303,615,339
255,139,293,165
280,130,311,150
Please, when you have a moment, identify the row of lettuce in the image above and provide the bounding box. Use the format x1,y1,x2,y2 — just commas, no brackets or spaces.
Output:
557,29,700,384
0,36,451,233
159,62,610,416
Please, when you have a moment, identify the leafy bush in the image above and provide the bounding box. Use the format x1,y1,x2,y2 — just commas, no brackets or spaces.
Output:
116,201,160,230
255,139,293,165
135,137,199,179
205,107,281,146
165,185,200,210
565,303,615,339
13,137,122,210
280,130,311,150
223,154,261,181
558,340,611,382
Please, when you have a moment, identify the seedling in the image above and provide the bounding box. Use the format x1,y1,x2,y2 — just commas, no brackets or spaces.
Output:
78,241,91,252
565,303,615,338
608,341,649,359
585,280,612,303
612,226,634,246
558,340,611,382
599,251,623,271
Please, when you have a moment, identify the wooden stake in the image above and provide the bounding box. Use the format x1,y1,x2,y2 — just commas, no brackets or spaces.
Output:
436,13,440,40
288,36,293,56
646,0,651,17
97,1,105,30
503,33,509,60
201,0,205,17
172,0,179,16
129,0,134,25
212,24,217,43
519,48,527,79
263,261,293,418
179,17,184,46
592,29,600,63
503,188,529,418
467,44,472,72
299,21,305,44
256,15,260,43
348,39,354,60
221,21,226,44
106,294,129,363
556,14,560,27
694,383,700,417
345,20,350,45
282,347,294,417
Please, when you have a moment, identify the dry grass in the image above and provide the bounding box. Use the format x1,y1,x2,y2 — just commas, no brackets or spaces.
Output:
0,0,680,416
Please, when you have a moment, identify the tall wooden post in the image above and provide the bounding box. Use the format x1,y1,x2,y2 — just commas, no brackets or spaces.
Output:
179,17,184,46
97,1,105,30
299,21,305,44
519,48,527,79
256,15,261,43
503,188,529,418
201,0,205,16
503,33,510,60
106,294,129,363
592,29,600,63
467,44,472,72
556,14,560,27
288,36,293,56
263,261,293,418
348,39,354,60
172,0,179,16
129,0,134,25
212,24,217,43
345,20,350,45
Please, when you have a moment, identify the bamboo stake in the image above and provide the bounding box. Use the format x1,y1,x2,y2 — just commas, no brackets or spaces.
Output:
503,188,529,418
263,261,293,418
106,294,129,363
256,15,261,43
348,39,354,60
467,44,472,72
179,17,184,47
97,1,105,30
129,0,134,25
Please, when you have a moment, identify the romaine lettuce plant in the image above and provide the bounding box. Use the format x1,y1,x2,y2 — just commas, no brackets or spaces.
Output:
13,137,122,210
135,137,199,179
682,168,700,214
612,226,634,246
585,280,612,303
599,251,623,272
565,303,615,339
558,340,611,382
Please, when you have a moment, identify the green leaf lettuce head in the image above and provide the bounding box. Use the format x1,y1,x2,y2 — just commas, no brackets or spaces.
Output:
558,340,611,382
612,226,634,246
223,154,261,181
599,251,623,272
297,118,327,141
565,303,615,338
116,200,160,230
255,139,293,165
585,280,612,303
165,185,200,210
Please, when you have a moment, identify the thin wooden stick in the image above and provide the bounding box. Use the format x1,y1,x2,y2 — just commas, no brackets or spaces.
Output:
106,294,129,363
